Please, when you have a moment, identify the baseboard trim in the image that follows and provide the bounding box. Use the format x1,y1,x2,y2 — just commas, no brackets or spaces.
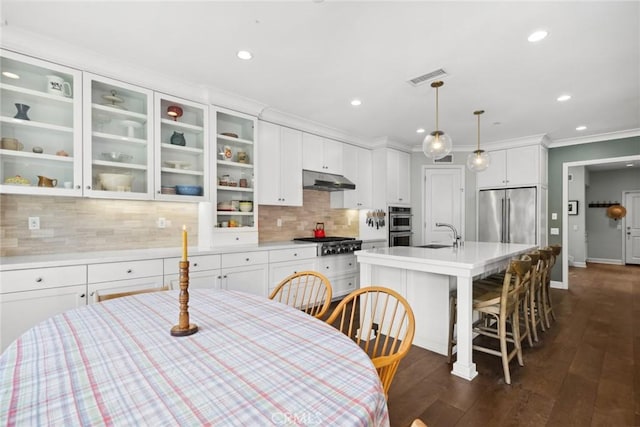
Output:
586,258,624,265
571,261,587,268
551,280,567,290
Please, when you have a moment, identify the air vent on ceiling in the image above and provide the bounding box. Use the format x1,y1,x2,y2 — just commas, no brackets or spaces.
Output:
407,68,448,87
433,154,453,164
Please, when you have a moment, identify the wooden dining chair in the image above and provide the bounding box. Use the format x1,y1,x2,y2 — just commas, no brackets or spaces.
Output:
472,257,531,384
325,286,415,396
97,286,168,302
268,271,332,319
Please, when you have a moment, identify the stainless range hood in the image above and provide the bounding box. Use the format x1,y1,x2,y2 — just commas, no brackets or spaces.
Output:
303,169,356,191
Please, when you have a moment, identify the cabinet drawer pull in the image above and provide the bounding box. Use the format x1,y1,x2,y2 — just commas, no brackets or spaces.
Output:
80,293,86,298
293,253,297,257
193,263,198,267
245,258,250,262
35,277,43,283
126,269,133,274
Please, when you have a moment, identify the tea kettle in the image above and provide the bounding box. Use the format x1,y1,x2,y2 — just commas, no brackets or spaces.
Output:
314,223,326,238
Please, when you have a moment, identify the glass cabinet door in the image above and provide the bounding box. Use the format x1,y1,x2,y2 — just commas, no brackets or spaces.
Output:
154,93,208,201
83,73,153,199
214,108,257,229
0,49,82,195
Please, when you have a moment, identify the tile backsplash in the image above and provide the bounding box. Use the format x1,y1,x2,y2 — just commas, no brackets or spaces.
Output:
0,190,358,257
0,195,198,257
258,190,359,242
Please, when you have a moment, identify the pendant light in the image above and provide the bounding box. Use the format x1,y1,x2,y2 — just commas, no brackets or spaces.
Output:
422,81,452,160
466,110,490,172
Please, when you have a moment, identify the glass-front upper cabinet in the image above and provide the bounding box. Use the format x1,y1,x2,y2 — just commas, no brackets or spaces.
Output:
0,49,82,195
214,108,257,229
83,73,153,199
154,93,208,201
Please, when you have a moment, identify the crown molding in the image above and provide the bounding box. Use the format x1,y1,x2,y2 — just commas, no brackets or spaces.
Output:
548,128,640,148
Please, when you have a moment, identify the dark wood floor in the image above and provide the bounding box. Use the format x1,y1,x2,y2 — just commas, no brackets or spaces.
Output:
384,263,639,427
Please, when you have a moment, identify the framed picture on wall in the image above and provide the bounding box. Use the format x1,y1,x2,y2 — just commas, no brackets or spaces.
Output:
568,200,579,215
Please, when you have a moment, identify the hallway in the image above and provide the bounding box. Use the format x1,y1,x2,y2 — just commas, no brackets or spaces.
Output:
386,263,640,426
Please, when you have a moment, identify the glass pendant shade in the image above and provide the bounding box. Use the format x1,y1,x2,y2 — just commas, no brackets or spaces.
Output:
423,130,453,160
423,81,452,160
467,149,491,171
467,109,490,172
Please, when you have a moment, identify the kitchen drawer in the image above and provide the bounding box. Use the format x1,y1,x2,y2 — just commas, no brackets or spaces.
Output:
213,231,259,246
1,265,87,294
269,246,317,263
88,259,163,284
318,254,358,276
221,251,268,269
164,254,221,275
268,259,319,291
332,274,358,299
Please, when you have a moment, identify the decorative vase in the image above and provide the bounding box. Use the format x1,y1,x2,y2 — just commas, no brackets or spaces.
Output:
170,131,185,146
14,104,30,120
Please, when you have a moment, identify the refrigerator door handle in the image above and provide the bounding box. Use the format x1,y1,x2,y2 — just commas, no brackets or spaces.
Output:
505,198,511,243
501,198,505,243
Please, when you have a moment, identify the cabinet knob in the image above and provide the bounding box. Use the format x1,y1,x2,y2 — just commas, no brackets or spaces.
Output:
126,269,132,274
193,263,198,267
87,186,91,190
35,277,43,283
223,275,228,279
235,237,240,241
293,253,297,257
80,293,86,298
245,258,250,262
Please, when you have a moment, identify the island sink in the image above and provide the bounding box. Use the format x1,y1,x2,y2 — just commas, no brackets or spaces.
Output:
415,244,451,249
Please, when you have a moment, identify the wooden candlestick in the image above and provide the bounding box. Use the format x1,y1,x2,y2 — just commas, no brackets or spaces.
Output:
170,260,198,337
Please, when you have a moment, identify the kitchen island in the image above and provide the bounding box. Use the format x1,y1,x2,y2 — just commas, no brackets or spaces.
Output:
355,241,535,381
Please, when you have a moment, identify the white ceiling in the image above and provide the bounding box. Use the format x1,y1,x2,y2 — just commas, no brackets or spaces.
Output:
2,1,639,150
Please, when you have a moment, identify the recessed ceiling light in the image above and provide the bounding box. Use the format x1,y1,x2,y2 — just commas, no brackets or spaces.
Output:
557,94,571,102
237,50,253,60
350,99,362,106
576,125,587,131
493,122,502,126
626,163,634,167
2,71,20,79
416,128,425,134
528,30,548,42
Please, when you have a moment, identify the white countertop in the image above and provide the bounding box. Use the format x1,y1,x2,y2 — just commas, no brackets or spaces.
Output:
0,241,318,271
356,241,536,275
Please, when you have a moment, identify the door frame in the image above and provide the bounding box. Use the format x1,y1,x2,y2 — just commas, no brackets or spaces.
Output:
622,190,640,264
421,165,466,246
562,154,640,289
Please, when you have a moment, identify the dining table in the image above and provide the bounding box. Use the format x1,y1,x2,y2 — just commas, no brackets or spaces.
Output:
0,289,389,426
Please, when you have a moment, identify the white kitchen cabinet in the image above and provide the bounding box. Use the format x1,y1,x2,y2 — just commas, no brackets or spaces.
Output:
0,285,87,352
318,254,358,298
0,49,83,196
83,73,154,199
372,148,411,206
302,132,343,175
268,246,318,292
87,259,164,303
164,254,221,290
476,145,545,188
154,93,209,201
219,251,269,296
214,107,257,229
257,121,303,206
331,144,372,209
0,264,88,352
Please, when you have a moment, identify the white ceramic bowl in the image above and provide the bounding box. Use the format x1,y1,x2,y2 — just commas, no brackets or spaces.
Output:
98,173,133,191
239,201,253,212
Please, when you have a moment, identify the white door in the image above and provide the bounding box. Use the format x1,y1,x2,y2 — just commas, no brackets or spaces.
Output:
423,167,464,245
624,191,640,265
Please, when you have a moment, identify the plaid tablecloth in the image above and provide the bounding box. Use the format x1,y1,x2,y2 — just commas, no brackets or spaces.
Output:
0,289,389,426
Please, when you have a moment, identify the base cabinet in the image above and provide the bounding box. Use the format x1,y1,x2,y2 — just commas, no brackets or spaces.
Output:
164,254,221,289
318,254,358,299
220,265,268,296
268,246,318,294
0,285,86,352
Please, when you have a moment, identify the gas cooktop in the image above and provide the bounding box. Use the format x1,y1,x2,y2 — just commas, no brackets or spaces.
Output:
293,237,362,256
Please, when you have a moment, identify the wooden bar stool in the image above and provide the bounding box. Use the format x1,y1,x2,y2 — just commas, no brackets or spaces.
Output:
471,257,532,384
541,245,561,328
531,248,553,340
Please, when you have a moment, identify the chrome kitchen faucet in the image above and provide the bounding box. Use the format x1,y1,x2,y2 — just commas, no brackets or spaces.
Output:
435,223,462,248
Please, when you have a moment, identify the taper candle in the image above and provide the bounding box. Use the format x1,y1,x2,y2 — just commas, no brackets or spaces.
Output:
182,225,188,261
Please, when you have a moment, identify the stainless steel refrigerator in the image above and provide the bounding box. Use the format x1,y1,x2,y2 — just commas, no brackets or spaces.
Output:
478,187,537,244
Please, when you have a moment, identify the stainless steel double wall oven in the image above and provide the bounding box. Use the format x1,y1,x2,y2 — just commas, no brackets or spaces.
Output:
388,206,412,247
